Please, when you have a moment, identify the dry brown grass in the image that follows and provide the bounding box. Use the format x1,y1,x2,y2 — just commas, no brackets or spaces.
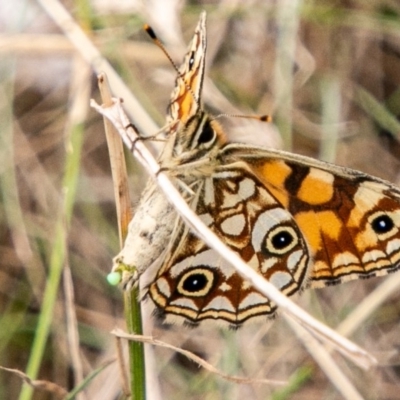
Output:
2,1,400,399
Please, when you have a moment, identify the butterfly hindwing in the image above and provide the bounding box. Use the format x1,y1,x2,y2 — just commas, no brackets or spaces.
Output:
148,166,310,325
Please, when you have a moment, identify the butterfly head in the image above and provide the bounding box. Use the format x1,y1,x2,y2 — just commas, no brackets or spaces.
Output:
168,111,227,165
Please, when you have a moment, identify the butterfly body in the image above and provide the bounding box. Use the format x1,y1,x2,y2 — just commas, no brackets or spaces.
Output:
113,12,400,326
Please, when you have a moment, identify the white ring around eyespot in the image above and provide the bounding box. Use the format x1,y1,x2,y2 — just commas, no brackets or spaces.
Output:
265,225,299,255
176,267,215,297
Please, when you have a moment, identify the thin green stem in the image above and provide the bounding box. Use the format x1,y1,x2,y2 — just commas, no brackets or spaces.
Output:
18,123,84,400
125,291,146,400
319,74,341,163
274,0,302,149
354,85,400,140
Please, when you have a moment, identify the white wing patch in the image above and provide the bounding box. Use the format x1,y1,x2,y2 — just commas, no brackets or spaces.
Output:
220,214,246,236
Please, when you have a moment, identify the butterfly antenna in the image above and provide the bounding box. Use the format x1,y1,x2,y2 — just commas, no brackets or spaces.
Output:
144,24,182,78
144,24,200,109
215,113,272,123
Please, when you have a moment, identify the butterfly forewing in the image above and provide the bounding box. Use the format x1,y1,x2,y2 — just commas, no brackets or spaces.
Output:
167,12,206,132
221,146,400,288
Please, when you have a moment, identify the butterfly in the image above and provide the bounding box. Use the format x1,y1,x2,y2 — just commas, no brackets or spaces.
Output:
112,11,400,327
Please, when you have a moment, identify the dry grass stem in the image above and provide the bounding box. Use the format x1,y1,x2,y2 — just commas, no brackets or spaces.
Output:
112,329,286,386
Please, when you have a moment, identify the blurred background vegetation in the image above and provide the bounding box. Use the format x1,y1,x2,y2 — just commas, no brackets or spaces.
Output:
2,0,400,399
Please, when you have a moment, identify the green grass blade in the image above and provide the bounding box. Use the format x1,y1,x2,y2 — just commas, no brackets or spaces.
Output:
18,123,84,400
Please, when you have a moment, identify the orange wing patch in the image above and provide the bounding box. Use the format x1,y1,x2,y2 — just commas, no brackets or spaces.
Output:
254,160,292,208
296,168,334,205
295,210,342,255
